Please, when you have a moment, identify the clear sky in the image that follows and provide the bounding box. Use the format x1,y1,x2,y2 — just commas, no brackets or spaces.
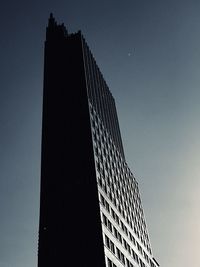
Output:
0,1,200,266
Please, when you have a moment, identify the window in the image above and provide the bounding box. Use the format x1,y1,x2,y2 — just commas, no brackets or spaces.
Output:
118,233,122,243
105,200,110,212
107,257,117,267
110,240,115,254
132,249,136,260
100,194,105,206
127,243,131,254
105,235,110,249
102,214,108,227
121,253,125,265
132,249,139,263
108,220,112,232
130,233,136,245
126,259,133,267
107,258,112,267
123,238,127,250
121,221,124,231
113,197,117,207
124,225,128,235
115,214,119,224
113,227,118,238
140,259,145,267
116,247,121,260
103,183,108,194
105,235,115,255
135,254,139,263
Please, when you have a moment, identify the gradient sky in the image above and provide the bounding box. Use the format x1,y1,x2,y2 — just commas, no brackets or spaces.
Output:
0,1,200,266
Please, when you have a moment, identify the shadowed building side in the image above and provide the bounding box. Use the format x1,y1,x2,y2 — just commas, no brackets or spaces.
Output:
38,14,106,267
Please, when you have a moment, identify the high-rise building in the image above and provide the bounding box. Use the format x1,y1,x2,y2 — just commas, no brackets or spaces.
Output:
38,14,159,267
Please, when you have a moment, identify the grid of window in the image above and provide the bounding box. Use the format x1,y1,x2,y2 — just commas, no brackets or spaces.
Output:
89,96,159,267
101,207,155,267
104,233,158,267
90,103,151,252
82,38,125,158
104,234,149,267
107,257,117,267
90,104,159,267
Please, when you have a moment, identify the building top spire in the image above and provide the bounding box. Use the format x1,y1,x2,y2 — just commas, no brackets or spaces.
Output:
46,13,68,41
48,12,57,27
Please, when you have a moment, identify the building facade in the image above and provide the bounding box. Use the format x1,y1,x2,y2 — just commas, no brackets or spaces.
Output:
38,14,159,267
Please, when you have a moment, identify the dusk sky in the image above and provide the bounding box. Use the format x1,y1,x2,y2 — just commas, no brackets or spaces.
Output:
0,1,200,266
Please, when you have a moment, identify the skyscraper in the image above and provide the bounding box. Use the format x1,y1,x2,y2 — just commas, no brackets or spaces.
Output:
38,14,159,267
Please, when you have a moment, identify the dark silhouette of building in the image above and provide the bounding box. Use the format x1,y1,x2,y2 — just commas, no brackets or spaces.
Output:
38,14,159,267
